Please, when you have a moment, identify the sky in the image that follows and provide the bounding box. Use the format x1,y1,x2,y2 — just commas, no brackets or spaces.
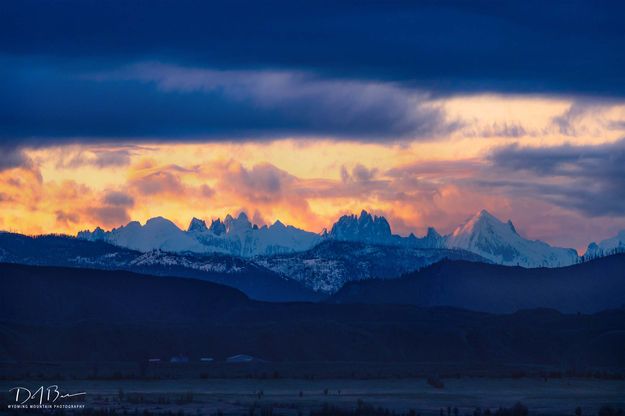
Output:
1,1,625,251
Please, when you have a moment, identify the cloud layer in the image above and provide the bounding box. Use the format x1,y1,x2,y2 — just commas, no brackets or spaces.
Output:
489,139,625,216
1,1,624,145
0,59,457,142
3,137,625,251
2,1,624,96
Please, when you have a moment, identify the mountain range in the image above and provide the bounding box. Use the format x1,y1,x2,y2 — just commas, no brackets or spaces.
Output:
3,208,623,300
78,213,321,257
77,209,601,268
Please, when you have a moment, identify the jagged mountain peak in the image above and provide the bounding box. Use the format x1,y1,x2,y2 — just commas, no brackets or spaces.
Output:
329,210,392,243
358,209,373,222
451,210,511,240
238,212,249,221
469,210,518,236
464,208,497,225
446,210,578,267
426,227,441,239
477,208,494,218
209,218,226,235
188,217,208,232
271,219,286,229
224,212,253,233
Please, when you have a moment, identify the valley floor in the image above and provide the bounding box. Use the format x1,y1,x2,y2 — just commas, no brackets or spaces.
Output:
1,377,624,415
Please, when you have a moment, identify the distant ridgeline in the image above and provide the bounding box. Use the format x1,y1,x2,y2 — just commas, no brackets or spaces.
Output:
74,209,624,268
1,209,625,301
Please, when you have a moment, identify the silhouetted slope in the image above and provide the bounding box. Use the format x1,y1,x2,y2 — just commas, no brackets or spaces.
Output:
330,254,625,313
0,263,249,324
0,263,623,371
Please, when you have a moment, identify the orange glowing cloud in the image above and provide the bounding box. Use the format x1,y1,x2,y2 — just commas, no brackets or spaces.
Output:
1,95,625,252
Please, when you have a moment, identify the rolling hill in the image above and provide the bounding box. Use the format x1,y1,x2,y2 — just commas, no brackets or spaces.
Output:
0,263,623,373
330,254,625,313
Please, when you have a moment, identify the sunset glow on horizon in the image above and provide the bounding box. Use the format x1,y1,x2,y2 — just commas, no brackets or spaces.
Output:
2,92,625,252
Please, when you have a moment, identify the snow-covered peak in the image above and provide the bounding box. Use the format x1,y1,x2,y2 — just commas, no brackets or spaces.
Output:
79,217,206,253
422,227,444,248
145,216,177,228
224,212,253,234
445,210,578,267
329,210,393,244
209,218,226,235
271,219,286,230
450,209,500,238
78,226,106,240
187,217,208,233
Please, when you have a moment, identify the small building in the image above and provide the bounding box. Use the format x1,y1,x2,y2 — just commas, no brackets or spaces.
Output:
226,354,255,363
170,355,189,363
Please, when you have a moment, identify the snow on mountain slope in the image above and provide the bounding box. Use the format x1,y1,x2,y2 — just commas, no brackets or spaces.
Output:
585,230,625,258
79,216,206,253
444,210,578,267
257,240,488,293
79,213,321,257
188,212,321,256
0,232,320,302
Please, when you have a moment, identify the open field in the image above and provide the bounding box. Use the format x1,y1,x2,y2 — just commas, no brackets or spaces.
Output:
1,377,623,415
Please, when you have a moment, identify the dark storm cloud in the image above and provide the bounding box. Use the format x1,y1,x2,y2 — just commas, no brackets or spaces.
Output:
103,191,134,208
221,163,295,203
0,0,623,144
55,210,79,226
341,164,378,183
0,146,31,171
0,59,453,143
467,123,528,138
488,139,625,216
2,1,623,96
130,170,187,196
89,206,132,227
